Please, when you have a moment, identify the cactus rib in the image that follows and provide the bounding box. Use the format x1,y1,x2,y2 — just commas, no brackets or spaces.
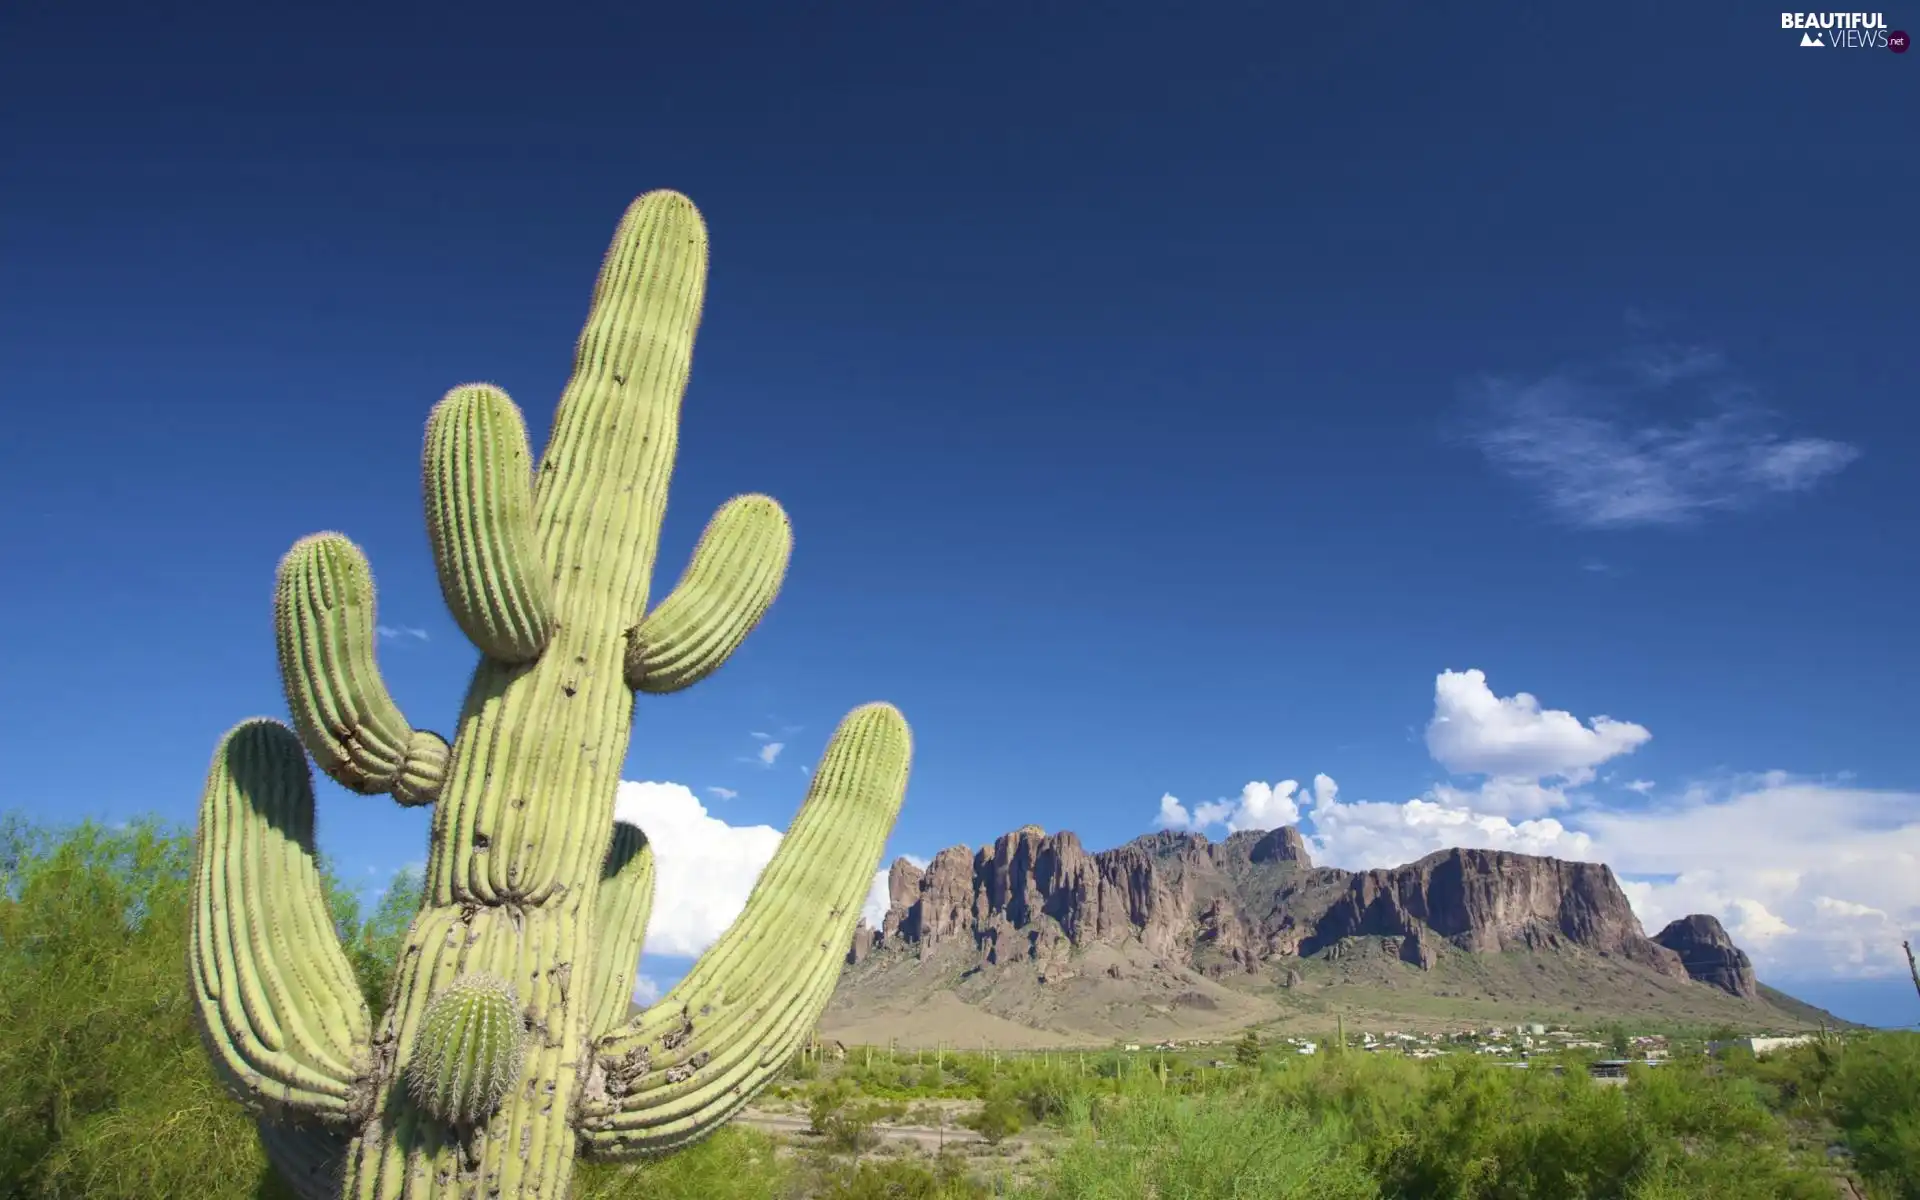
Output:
625,493,792,694
579,702,911,1153
424,384,556,663
188,719,373,1123
584,822,657,1040
274,534,450,805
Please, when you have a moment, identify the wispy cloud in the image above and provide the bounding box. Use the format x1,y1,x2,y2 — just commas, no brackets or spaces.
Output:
738,732,786,768
705,786,738,801
1461,341,1859,529
376,624,430,642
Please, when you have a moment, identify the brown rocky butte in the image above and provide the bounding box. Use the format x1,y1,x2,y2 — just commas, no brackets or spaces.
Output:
1652,913,1759,998
850,824,1734,990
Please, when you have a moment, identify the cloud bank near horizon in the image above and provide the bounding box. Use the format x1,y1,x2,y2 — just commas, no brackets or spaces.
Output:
1154,669,1919,983
601,668,1914,989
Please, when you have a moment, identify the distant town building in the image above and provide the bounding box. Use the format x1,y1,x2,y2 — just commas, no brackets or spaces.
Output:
1712,1035,1814,1058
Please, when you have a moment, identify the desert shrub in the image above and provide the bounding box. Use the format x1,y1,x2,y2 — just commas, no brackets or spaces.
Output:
809,1080,855,1134
0,818,292,1199
1235,1029,1264,1068
1026,1089,1375,1199
964,1090,1024,1144
1829,1032,1920,1198
1366,1055,1831,1199
1013,1068,1081,1124
335,863,424,1014
813,1154,990,1199
828,1106,887,1153
1241,1048,1834,1199
806,1082,901,1153
573,1126,792,1199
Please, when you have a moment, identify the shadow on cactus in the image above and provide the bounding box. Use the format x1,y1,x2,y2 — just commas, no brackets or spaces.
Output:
187,190,913,1200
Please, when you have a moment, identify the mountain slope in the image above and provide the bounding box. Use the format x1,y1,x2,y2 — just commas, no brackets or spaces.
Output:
826,824,1845,1046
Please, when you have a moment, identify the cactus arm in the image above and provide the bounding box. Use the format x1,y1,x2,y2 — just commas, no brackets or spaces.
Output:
584,822,658,1040
532,190,706,627
423,384,556,663
625,494,791,695
256,1119,348,1200
576,703,910,1156
274,533,450,806
188,719,375,1125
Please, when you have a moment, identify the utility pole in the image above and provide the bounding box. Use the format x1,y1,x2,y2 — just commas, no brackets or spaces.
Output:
1904,940,1920,1003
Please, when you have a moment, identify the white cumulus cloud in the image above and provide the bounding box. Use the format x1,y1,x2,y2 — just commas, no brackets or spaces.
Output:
1301,773,1920,980
1426,668,1649,788
1156,780,1306,834
611,780,922,960
1144,669,1920,983
611,781,781,956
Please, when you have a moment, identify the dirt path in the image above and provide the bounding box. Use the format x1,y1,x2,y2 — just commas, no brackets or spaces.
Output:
734,1109,1034,1153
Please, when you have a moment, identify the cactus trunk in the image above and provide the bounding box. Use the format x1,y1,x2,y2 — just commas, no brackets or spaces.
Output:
189,191,912,1200
343,636,633,1196
348,902,593,1194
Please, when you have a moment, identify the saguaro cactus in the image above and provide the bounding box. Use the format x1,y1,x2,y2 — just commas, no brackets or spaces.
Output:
188,191,913,1199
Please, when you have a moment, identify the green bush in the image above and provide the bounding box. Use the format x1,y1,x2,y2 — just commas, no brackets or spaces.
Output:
1013,1068,1079,1124
1234,1029,1264,1069
0,818,290,1199
812,1155,989,1199
573,1127,792,1199
963,1090,1024,1144
1027,1089,1376,1199
1830,1032,1920,1199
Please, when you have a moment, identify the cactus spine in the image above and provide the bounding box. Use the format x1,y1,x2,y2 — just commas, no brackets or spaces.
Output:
188,191,913,1199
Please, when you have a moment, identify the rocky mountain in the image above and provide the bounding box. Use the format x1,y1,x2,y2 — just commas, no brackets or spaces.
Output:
1653,913,1759,999
829,823,1818,1044
848,824,1696,980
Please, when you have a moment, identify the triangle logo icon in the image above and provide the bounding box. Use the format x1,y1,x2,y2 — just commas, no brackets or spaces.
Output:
1800,31,1824,46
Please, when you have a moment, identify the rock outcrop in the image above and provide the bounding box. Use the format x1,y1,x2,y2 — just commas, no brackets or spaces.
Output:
1652,914,1759,998
1299,848,1688,978
850,823,1735,992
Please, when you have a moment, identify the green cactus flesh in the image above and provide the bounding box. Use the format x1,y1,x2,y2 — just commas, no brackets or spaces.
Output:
406,974,528,1127
188,190,913,1199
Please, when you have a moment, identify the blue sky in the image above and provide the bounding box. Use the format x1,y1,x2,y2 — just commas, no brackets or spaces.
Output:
3,2,1914,1026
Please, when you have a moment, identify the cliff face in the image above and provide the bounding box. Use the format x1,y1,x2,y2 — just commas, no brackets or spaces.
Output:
850,824,1714,987
1299,847,1687,977
1653,914,1759,998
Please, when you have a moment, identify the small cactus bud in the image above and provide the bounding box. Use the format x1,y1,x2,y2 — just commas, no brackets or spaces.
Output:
406,973,527,1126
